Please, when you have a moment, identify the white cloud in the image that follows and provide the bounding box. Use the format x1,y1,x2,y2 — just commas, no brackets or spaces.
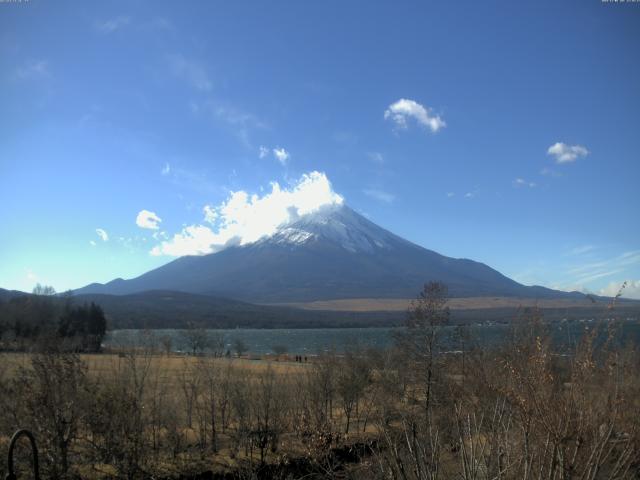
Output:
151,171,343,257
547,142,589,164
136,210,162,230
89,240,97,247
95,16,131,34
167,54,212,92
257,145,291,165
599,280,640,300
464,192,475,198
447,192,455,198
150,225,220,257
95,228,109,242
363,189,395,203
273,147,290,165
384,98,445,133
161,162,171,176
513,178,537,188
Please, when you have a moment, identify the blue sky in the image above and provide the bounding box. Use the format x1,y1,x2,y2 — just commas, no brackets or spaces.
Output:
1,0,639,298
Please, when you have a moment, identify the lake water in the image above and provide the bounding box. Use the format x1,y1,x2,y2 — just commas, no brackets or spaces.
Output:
104,320,640,356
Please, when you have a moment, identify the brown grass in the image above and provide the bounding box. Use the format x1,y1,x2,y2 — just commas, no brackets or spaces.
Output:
269,296,629,311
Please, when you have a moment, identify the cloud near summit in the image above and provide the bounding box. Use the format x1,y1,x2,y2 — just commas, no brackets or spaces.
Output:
150,171,343,257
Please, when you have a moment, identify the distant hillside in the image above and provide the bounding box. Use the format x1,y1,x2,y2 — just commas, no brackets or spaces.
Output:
0,288,28,302
73,290,401,329
3,288,638,330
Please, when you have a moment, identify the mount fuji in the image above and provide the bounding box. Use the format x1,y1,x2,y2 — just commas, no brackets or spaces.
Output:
75,204,580,303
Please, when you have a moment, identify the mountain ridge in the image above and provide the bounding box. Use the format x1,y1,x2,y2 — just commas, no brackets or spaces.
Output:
74,204,587,302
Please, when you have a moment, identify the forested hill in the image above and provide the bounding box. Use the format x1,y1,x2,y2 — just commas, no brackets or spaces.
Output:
72,290,401,329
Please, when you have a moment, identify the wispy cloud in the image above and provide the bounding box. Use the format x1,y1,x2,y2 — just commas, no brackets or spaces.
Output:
151,171,343,256
446,192,455,198
148,17,173,32
95,228,109,242
568,245,595,256
332,131,358,145
203,205,218,224
191,101,267,148
368,152,385,164
136,210,162,230
167,54,212,92
259,146,269,159
95,16,131,34
547,142,589,164
540,167,562,177
363,188,395,204
563,250,640,290
574,269,623,285
26,269,38,282
214,105,265,128
384,98,445,133
161,162,171,176
273,147,290,165
13,60,50,80
161,164,221,195
513,178,537,188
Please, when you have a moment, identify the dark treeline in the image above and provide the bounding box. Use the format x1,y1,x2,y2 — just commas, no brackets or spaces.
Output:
0,284,106,352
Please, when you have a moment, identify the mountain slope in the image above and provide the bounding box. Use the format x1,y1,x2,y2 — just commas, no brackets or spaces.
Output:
75,205,583,302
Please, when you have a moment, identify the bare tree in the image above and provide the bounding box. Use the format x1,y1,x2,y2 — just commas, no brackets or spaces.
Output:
209,331,226,357
181,323,211,356
195,356,221,452
397,281,450,420
179,359,200,429
336,349,371,433
159,334,173,356
234,338,248,358
250,366,289,464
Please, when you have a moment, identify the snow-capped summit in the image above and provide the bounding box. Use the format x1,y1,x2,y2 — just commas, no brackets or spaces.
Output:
264,204,398,253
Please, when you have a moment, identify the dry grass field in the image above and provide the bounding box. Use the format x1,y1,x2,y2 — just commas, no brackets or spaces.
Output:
272,295,629,311
1,307,639,479
0,350,374,478
1,351,311,382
